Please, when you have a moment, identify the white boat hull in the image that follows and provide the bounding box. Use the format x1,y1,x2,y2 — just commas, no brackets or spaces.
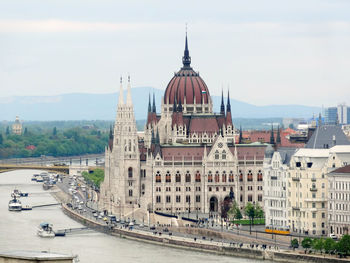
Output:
37,229,55,238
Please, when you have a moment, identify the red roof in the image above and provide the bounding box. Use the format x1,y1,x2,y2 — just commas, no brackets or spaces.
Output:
189,117,219,133
164,69,210,105
26,145,36,150
241,129,304,148
331,165,350,174
162,147,205,161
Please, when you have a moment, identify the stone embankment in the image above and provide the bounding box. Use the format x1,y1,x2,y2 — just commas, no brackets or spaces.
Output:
52,191,349,263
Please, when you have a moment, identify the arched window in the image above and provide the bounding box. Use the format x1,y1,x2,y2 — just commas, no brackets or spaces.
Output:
128,139,131,151
229,171,234,182
257,170,263,181
222,150,226,160
195,171,201,182
166,171,171,183
129,189,133,197
185,171,191,183
156,171,161,183
208,171,213,182
128,167,133,178
247,170,253,181
215,171,220,183
222,171,227,182
215,150,219,160
239,170,243,182
176,171,181,183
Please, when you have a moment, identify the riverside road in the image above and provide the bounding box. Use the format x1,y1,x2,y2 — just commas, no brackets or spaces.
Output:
56,174,292,250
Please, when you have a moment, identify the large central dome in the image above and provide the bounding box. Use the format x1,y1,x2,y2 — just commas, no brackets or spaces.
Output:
163,35,212,113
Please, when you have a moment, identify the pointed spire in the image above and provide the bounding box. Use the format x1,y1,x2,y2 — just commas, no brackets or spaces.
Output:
220,89,225,115
151,129,155,144
318,112,323,127
148,93,151,113
226,90,231,112
156,128,160,144
270,125,275,145
182,30,191,68
109,125,113,139
276,125,281,144
152,93,156,113
239,125,243,144
126,75,132,105
118,76,124,105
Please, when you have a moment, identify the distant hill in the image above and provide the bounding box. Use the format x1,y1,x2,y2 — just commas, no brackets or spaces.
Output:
0,87,321,121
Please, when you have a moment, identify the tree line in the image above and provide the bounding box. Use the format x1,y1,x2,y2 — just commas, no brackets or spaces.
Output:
291,235,350,257
0,126,109,159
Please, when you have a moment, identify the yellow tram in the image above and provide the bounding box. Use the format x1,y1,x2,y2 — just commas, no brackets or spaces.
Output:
265,226,290,235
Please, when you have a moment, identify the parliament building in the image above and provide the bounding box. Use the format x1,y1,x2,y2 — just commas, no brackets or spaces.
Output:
99,35,266,218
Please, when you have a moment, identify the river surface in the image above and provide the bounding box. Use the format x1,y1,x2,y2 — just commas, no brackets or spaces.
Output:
0,170,271,263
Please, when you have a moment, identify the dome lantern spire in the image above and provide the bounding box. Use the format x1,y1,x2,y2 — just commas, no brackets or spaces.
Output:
182,30,191,68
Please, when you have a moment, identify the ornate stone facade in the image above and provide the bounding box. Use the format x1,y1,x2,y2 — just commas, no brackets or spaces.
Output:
99,36,266,218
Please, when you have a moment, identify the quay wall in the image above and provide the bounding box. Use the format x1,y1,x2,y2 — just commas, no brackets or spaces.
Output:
52,189,349,263
59,202,349,263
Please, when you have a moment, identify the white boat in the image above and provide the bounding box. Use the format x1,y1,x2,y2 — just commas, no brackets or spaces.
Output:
36,176,43,182
8,197,22,211
37,223,55,238
12,189,28,197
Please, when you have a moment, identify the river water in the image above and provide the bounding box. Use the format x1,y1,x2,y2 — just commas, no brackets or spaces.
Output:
0,170,270,263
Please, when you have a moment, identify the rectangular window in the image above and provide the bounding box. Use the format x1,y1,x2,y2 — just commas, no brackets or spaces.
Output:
186,195,191,203
156,196,161,203
196,195,200,203
166,195,171,203
176,195,181,203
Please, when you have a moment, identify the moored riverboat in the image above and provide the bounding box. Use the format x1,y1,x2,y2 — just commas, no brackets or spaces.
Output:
8,197,22,211
37,223,55,238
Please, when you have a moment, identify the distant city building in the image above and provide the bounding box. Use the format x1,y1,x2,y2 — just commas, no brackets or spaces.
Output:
324,107,337,125
337,104,348,125
282,118,305,129
328,165,350,237
11,116,22,135
324,104,350,125
264,148,296,230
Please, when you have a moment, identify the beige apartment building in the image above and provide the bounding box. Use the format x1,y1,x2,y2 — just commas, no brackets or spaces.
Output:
288,146,350,236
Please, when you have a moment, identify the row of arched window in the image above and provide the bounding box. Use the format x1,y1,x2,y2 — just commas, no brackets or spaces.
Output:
155,170,201,183
154,170,263,183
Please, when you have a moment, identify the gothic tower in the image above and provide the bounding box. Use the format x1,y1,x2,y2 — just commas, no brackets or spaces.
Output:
100,76,140,216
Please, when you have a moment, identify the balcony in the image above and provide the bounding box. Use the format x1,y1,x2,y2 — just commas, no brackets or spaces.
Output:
292,177,300,181
311,178,317,182
292,206,300,210
270,176,278,180
310,187,317,192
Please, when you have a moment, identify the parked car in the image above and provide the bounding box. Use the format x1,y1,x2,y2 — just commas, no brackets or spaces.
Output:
330,233,338,240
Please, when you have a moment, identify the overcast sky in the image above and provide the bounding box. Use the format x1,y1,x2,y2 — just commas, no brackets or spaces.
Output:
0,0,349,107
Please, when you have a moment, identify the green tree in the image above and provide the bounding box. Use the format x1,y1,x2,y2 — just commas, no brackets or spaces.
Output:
291,238,299,250
255,203,264,219
245,202,256,234
24,127,28,135
53,127,57,136
0,134,3,145
323,238,335,254
6,126,10,135
336,235,350,255
228,201,242,221
301,237,312,252
312,238,324,253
